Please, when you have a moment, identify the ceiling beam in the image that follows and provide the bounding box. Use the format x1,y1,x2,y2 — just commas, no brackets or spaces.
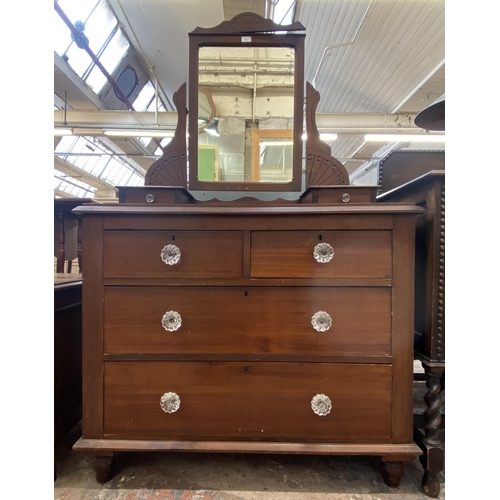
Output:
54,53,104,111
55,110,422,133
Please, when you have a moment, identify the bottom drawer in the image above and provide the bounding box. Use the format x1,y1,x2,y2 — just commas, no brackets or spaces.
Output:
104,362,392,442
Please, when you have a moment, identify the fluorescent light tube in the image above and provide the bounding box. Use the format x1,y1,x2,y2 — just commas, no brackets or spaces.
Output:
364,134,445,143
301,133,338,141
320,133,338,141
54,128,73,136
104,129,175,138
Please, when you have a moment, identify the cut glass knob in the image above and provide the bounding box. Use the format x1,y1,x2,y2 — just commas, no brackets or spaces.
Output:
313,243,334,263
161,244,181,265
160,392,181,413
161,311,182,331
146,193,155,203
311,394,332,416
311,311,332,332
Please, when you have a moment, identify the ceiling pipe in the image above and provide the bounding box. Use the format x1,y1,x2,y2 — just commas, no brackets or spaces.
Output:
54,1,164,151
311,0,372,89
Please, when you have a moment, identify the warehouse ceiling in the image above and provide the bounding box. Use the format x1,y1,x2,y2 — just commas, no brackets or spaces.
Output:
53,0,445,198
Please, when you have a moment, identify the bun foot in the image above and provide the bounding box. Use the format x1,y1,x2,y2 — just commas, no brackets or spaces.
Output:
381,461,404,488
422,470,440,497
93,454,115,483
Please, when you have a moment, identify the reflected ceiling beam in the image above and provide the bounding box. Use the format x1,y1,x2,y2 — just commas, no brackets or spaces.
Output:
55,110,421,132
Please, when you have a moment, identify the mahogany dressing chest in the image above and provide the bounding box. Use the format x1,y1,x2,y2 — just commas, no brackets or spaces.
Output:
73,12,423,488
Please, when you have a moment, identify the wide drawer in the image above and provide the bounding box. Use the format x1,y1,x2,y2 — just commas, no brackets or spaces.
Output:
103,230,243,278
104,362,392,442
250,230,392,278
104,286,392,356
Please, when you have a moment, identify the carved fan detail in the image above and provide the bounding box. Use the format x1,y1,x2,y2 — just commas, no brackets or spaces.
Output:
305,82,349,187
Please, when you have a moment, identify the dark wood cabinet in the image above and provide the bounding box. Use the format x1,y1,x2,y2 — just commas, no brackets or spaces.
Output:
54,275,82,478
378,169,445,497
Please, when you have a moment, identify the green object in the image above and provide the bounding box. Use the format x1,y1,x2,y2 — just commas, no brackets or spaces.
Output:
198,147,216,181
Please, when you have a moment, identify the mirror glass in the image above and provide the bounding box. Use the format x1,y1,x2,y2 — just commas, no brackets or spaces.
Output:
197,46,295,183
198,88,215,131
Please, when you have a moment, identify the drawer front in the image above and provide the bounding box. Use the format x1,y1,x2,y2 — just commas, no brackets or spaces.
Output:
104,286,391,356
251,230,392,278
104,362,392,442
103,230,243,278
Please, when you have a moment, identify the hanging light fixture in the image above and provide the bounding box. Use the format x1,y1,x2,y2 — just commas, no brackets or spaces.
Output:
205,117,220,137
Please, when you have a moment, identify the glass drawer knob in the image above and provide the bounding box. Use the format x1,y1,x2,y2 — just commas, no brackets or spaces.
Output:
161,311,182,331
160,392,181,413
313,243,334,263
146,193,155,203
311,311,332,332
161,244,181,265
311,394,332,416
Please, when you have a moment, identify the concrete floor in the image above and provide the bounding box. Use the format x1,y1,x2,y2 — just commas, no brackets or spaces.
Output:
54,422,444,499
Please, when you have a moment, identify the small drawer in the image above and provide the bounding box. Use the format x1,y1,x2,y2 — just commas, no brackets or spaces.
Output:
250,230,392,279
104,361,392,442
103,230,243,278
104,286,391,356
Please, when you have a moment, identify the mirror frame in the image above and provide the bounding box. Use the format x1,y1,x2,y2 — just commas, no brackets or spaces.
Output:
188,15,305,192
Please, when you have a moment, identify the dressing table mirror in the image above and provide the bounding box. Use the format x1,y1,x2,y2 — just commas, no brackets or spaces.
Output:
188,18,305,191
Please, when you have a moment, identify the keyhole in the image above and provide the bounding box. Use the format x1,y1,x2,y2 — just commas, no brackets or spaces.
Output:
171,235,175,241
244,291,248,298
244,367,249,373
318,234,323,241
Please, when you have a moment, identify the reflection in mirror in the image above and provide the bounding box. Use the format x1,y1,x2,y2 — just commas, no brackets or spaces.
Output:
198,88,216,131
198,46,295,183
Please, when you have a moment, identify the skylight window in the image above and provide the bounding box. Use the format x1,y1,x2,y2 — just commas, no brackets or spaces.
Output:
54,1,155,196
85,29,130,93
154,138,172,156
272,0,296,25
54,169,95,198
80,0,117,54
133,81,155,111
55,1,129,94
55,136,145,195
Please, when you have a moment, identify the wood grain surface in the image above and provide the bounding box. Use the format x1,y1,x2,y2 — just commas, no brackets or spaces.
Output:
104,286,392,356
251,230,392,279
103,362,392,442
103,230,243,278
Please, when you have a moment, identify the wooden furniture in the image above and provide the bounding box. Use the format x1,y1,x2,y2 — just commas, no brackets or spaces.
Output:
73,191,423,486
54,273,82,477
54,198,88,273
377,151,445,196
377,162,445,497
72,12,423,490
